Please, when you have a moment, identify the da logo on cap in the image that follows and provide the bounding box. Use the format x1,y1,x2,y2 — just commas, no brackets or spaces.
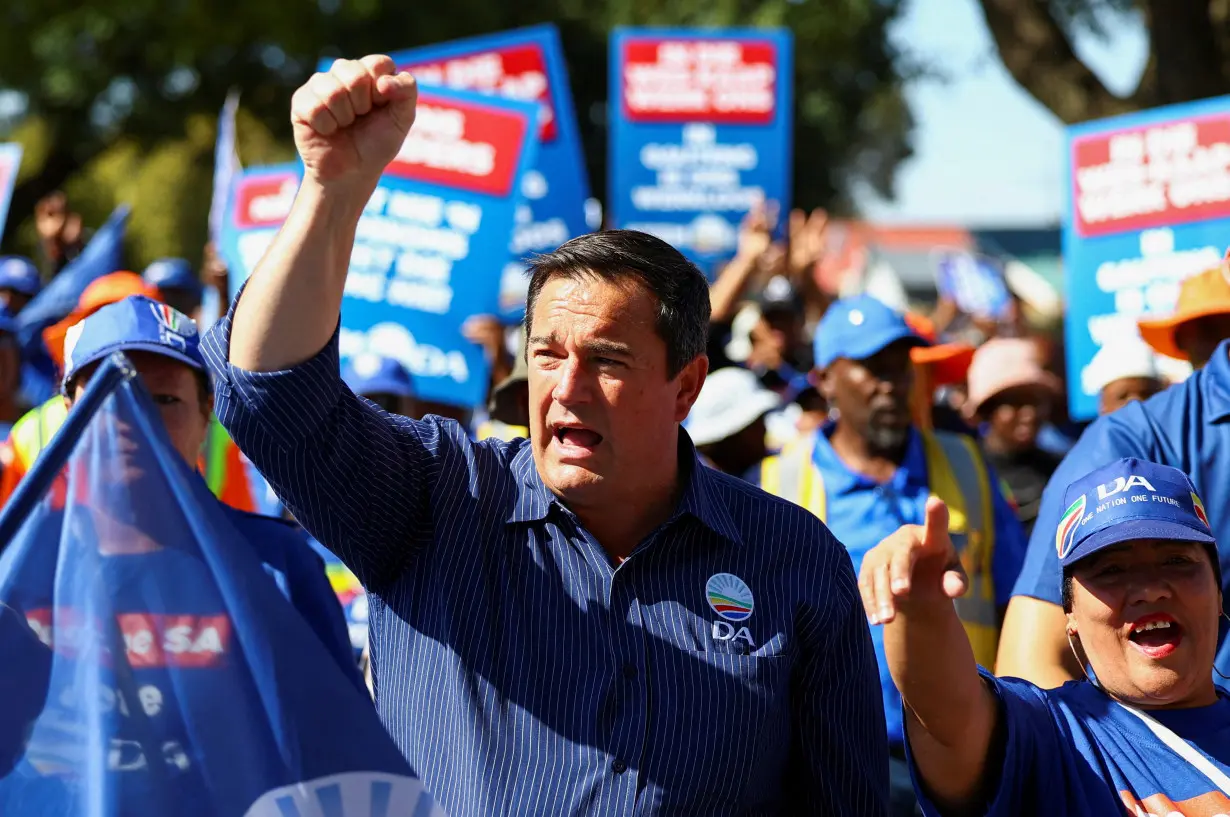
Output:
1193,492,1211,528
150,302,197,338
706,573,754,622
1056,494,1087,560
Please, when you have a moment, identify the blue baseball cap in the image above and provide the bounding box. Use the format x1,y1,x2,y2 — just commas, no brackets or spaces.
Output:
1056,458,1215,569
61,295,204,393
342,354,415,399
813,295,927,370
143,258,203,297
0,256,42,297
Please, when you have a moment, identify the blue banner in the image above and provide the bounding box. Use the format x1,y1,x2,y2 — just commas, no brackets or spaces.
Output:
1063,95,1230,419
217,164,302,304
382,25,592,324
0,354,445,816
336,86,538,408
0,144,22,243
607,28,793,278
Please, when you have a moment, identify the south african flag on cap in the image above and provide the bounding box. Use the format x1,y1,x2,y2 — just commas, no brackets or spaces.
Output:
1192,491,1210,528
1056,494,1086,560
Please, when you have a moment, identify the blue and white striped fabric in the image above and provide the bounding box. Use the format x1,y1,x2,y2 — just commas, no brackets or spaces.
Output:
201,296,889,817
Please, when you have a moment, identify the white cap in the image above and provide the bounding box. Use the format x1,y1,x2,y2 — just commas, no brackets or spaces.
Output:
1083,335,1163,396
685,367,782,446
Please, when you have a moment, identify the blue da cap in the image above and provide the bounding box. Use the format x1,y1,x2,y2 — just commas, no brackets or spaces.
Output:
143,258,202,296
0,256,42,297
342,354,414,399
61,295,204,393
813,294,926,370
1056,458,1215,569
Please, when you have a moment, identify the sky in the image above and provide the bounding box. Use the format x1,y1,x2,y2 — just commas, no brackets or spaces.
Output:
854,0,1149,227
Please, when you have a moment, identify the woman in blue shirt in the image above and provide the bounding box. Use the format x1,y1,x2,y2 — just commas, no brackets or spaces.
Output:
860,457,1230,816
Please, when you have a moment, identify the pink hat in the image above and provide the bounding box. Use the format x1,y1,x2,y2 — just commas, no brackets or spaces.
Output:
964,338,1062,417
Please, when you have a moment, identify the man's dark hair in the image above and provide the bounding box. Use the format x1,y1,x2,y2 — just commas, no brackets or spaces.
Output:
523,230,711,377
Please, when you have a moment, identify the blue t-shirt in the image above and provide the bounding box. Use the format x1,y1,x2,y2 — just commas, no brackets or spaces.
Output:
910,671,1230,816
1013,340,1230,675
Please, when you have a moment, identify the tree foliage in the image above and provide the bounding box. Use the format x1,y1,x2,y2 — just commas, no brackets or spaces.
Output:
976,0,1230,124
0,0,914,265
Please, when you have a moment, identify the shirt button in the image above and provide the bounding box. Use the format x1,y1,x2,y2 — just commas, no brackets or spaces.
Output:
622,663,638,680
612,759,628,774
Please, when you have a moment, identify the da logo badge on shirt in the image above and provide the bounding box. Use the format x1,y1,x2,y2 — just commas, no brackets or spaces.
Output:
707,573,754,622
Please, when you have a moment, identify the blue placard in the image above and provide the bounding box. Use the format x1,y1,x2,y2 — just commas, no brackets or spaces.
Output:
376,25,592,325
607,28,793,278
338,86,539,408
0,143,23,242
217,163,302,303
1063,95,1230,419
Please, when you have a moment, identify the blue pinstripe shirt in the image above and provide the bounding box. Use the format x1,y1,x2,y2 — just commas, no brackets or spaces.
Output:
200,302,888,817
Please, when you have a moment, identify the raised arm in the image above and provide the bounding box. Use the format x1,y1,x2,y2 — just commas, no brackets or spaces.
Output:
229,56,417,372
200,58,452,590
859,498,1001,813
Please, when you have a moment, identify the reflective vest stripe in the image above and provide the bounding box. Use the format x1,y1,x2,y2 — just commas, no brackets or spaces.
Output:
11,397,68,472
760,430,999,667
921,431,999,666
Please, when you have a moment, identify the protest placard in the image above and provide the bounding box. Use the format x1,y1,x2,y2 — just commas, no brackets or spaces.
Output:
383,25,591,323
218,163,302,304
608,28,793,278
1064,95,1230,418
339,87,538,408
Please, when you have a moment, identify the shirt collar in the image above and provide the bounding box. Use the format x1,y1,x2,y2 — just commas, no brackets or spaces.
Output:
810,422,929,493
1203,339,1230,423
505,433,744,546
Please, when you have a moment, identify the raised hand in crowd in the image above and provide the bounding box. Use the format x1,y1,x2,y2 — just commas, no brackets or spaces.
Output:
709,199,778,322
228,55,417,372
34,191,85,276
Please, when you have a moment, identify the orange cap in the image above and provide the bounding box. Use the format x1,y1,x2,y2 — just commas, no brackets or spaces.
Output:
43,271,163,369
902,311,974,385
1137,267,1230,361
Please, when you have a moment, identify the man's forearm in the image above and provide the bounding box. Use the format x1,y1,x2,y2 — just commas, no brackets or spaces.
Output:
229,178,369,372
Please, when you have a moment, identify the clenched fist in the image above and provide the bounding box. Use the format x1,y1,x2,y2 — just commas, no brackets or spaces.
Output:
291,55,418,190
858,497,969,626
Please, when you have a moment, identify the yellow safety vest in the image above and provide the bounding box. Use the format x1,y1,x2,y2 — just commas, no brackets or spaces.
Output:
760,429,999,667
11,397,68,472
476,420,529,443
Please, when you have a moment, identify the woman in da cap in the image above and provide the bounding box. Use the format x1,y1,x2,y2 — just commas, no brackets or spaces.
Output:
860,458,1230,816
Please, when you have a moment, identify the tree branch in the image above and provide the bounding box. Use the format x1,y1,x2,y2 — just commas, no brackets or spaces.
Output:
975,0,1136,123
1143,0,1225,103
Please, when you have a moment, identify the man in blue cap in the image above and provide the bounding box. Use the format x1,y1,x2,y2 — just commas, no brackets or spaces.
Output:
759,293,1027,817
143,258,204,322
341,353,416,418
0,257,41,316
58,294,364,690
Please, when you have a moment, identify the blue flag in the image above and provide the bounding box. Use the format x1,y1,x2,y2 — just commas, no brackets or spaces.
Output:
15,206,131,406
0,355,445,816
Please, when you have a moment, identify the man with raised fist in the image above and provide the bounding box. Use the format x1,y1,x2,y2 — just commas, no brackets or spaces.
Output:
200,56,888,816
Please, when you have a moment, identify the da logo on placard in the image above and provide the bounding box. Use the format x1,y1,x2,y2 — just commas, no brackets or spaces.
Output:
707,573,756,647
233,173,299,229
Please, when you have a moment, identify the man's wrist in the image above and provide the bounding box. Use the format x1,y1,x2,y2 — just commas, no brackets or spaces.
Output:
296,174,378,226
